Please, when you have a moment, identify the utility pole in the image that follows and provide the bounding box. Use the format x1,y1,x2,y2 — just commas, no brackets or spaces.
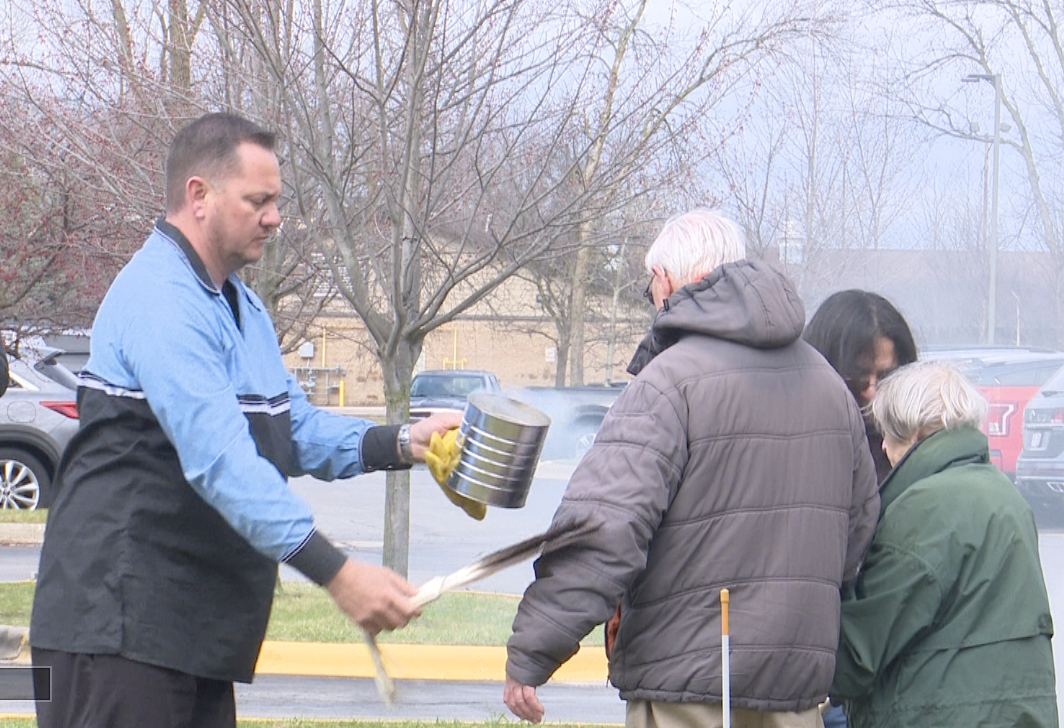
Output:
964,73,1002,345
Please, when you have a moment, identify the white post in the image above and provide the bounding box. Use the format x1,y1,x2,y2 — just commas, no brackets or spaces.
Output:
721,588,731,728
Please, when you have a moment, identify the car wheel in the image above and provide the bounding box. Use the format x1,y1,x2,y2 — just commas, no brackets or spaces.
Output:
0,448,49,510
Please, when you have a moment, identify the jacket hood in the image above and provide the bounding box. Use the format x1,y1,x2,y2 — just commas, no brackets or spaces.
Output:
627,259,805,375
878,426,988,514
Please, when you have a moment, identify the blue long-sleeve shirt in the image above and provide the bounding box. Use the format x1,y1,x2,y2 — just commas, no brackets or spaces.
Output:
31,220,395,681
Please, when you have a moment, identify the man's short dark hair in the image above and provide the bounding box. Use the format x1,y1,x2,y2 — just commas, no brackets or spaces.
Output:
165,113,276,213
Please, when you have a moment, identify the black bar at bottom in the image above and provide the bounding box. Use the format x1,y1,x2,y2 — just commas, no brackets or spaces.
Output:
0,667,50,700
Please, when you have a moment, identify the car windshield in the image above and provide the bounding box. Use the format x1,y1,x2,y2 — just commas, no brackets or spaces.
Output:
3,352,79,393
411,375,485,399
35,358,80,390
1039,363,1064,395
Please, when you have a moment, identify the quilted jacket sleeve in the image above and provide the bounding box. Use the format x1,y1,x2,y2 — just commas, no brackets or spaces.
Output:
505,378,688,686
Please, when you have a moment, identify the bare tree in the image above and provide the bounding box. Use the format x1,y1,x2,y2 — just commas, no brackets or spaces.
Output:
880,0,1064,343
2,0,835,572
560,0,834,384
0,0,336,349
711,23,922,301
221,0,641,572
511,211,651,386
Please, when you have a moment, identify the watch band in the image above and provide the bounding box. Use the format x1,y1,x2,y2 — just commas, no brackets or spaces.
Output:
397,423,414,464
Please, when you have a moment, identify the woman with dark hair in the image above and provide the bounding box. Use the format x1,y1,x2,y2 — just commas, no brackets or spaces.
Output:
804,290,917,728
804,290,918,482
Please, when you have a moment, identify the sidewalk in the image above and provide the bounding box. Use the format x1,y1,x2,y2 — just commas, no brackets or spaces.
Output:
256,642,606,682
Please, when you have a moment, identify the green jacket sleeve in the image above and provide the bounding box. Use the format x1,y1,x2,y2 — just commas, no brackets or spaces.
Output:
832,539,944,698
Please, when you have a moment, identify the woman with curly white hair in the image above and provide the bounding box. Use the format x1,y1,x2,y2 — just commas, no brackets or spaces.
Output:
830,360,1058,728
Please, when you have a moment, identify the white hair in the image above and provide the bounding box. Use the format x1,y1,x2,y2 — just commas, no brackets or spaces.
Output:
870,361,988,445
644,209,747,284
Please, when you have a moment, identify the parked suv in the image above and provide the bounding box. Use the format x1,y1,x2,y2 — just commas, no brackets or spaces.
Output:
923,346,1064,480
0,347,80,509
408,369,501,421
509,383,628,460
1016,367,1064,526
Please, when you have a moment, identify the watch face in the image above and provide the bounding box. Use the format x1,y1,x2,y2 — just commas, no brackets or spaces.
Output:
398,425,413,462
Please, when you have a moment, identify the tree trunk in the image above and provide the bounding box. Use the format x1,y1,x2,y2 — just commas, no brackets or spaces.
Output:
604,242,626,384
169,0,192,91
568,216,596,385
554,329,571,387
567,246,589,386
380,342,417,577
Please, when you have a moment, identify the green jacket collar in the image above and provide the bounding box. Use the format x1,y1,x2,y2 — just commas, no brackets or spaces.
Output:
878,426,989,514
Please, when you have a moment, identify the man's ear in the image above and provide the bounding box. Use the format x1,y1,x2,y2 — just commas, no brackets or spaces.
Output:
655,266,674,300
186,176,210,219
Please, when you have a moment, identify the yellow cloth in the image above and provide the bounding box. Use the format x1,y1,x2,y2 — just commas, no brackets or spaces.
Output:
424,429,486,520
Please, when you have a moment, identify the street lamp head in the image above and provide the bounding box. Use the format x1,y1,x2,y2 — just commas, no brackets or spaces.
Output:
963,73,1000,86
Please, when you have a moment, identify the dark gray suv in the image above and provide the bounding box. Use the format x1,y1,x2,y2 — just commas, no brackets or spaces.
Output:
1015,363,1064,527
0,347,80,509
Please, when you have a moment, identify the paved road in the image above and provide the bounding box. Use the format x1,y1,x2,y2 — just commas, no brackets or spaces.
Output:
235,676,625,724
0,677,626,724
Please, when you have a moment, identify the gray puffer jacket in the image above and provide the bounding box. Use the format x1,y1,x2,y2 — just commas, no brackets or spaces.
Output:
506,260,879,712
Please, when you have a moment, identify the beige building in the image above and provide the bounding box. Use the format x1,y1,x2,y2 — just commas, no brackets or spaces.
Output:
283,244,1064,407
282,273,648,407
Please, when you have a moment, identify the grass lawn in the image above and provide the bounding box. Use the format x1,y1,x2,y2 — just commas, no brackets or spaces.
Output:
0,511,47,524
0,581,603,647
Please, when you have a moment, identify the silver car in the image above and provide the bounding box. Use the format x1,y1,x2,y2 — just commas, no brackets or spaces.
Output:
0,347,80,509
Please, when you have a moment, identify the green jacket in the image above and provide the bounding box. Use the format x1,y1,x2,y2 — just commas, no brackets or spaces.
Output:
832,426,1057,728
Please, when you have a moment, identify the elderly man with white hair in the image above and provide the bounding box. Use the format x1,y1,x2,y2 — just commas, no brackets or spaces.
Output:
832,360,1058,728
503,209,880,728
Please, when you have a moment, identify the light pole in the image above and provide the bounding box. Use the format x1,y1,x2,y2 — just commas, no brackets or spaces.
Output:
964,72,1002,345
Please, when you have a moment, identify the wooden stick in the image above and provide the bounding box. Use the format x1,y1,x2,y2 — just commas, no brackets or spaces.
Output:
362,628,396,706
721,588,730,728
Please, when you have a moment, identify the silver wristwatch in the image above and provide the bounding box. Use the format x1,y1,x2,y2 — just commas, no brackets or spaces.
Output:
397,424,414,464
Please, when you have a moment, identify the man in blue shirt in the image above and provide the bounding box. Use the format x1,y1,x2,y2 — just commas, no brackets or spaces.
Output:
30,112,460,728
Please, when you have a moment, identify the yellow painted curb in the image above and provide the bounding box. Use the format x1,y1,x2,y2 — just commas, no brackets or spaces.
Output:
256,642,608,683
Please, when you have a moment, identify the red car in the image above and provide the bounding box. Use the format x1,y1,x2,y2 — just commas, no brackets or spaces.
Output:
924,347,1064,479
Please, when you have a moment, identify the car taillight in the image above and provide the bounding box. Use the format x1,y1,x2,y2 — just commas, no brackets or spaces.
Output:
1027,407,1064,425
985,403,1017,436
41,401,79,419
